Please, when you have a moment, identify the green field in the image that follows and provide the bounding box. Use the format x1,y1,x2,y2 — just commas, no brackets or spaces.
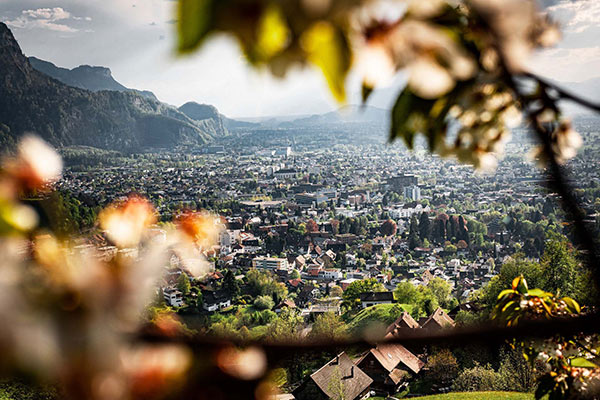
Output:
407,392,535,400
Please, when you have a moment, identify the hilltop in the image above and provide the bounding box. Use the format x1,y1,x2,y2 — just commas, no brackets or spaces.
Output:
28,56,158,100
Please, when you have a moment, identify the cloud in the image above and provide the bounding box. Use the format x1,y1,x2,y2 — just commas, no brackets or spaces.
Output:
529,46,600,82
547,0,600,34
5,7,90,33
527,0,600,81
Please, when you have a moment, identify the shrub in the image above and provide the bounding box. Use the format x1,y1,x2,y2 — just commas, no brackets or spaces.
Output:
453,364,504,392
497,346,539,392
253,295,275,310
420,348,459,392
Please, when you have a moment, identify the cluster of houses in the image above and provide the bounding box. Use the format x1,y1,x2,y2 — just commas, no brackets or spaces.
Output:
156,224,498,317
75,210,498,323
50,104,600,400
290,309,456,399
58,142,565,320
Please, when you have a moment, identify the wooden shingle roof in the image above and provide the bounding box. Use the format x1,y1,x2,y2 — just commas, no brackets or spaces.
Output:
385,312,420,337
388,368,410,385
369,343,424,375
421,307,456,330
310,352,372,400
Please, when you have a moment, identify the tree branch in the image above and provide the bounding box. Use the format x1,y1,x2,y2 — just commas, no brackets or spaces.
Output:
504,74,600,297
138,311,600,359
521,72,600,114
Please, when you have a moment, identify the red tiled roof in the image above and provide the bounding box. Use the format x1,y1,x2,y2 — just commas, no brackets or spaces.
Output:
287,278,302,287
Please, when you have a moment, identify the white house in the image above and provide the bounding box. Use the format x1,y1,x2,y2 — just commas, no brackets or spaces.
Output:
403,185,421,201
346,254,357,266
359,292,395,309
447,259,461,272
320,269,343,280
252,256,289,270
202,290,232,312
163,287,184,307
219,229,240,248
273,169,298,180
389,203,431,219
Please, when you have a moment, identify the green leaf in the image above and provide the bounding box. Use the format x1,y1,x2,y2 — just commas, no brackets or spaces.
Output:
497,289,516,300
511,276,521,290
501,301,520,324
254,4,290,62
501,300,517,313
178,0,216,53
0,201,37,234
570,357,598,368
516,276,529,294
562,297,581,314
527,288,547,297
301,21,350,103
390,88,436,148
426,97,451,150
539,299,553,316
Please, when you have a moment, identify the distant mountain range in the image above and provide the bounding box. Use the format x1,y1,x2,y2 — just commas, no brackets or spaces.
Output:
0,22,231,151
28,56,159,100
279,105,390,128
1,21,596,151
238,105,390,130
272,76,599,128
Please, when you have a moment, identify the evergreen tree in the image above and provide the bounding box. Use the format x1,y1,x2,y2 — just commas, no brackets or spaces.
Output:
408,215,420,250
419,212,431,241
433,214,448,243
449,215,458,241
223,270,239,296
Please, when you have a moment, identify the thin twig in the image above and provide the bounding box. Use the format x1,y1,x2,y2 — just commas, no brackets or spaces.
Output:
521,72,600,114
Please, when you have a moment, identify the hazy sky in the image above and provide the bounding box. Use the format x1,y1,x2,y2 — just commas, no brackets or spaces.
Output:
1,0,599,118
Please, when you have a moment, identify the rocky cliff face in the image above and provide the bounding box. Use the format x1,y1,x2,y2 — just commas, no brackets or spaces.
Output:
29,57,157,100
0,23,224,151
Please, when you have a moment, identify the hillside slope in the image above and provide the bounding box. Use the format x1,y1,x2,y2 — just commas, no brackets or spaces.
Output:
0,23,220,151
178,102,228,137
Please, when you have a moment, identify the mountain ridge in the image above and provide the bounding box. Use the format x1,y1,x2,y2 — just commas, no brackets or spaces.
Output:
0,23,226,151
28,56,159,100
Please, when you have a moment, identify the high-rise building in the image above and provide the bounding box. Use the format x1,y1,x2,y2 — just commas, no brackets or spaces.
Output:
404,185,421,201
387,174,418,192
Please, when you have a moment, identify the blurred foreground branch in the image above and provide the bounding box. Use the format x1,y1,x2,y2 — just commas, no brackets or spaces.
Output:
521,72,600,114
138,310,600,358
